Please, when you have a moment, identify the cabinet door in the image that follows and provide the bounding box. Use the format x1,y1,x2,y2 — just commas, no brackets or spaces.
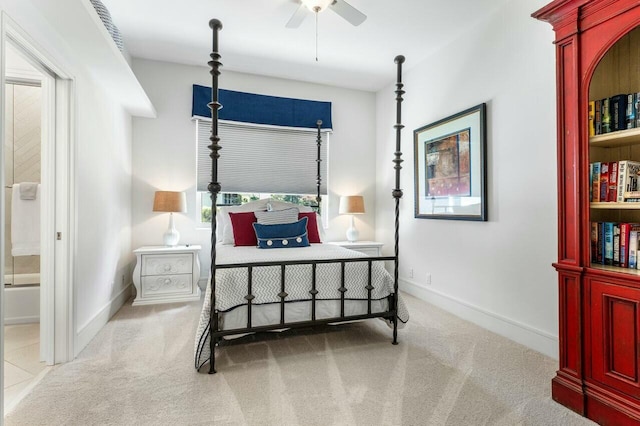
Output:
590,279,640,398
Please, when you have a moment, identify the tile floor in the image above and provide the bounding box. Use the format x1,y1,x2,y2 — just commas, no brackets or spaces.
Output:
4,323,49,413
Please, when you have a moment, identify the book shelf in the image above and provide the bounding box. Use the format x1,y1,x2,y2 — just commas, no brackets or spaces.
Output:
590,262,640,276
534,1,640,424
590,202,640,209
590,127,640,148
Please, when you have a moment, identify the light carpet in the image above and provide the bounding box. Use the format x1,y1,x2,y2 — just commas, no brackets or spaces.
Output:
5,292,594,425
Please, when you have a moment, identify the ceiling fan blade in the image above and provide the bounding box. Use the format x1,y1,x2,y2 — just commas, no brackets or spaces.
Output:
286,4,307,28
329,0,367,26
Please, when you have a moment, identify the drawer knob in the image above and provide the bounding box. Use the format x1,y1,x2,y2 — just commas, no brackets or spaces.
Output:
164,278,171,285
163,264,171,272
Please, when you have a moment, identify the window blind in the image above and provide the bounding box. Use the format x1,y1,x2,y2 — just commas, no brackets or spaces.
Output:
197,120,328,195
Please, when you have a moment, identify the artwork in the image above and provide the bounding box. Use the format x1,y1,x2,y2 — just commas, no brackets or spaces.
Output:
414,104,487,220
424,129,471,197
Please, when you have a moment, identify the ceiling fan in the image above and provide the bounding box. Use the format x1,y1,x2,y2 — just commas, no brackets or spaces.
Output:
286,0,367,28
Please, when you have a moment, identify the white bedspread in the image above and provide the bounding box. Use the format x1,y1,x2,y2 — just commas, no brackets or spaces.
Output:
194,244,409,369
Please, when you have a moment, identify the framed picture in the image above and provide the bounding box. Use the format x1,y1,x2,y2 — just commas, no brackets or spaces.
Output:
414,103,487,221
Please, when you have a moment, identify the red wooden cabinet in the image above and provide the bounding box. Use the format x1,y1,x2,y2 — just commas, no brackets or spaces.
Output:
534,1,640,424
589,279,640,398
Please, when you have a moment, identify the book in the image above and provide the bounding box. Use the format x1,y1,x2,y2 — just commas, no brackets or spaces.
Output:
627,161,640,194
608,161,618,202
630,229,639,269
595,99,602,134
627,93,637,129
617,161,628,202
602,98,611,133
636,93,640,128
592,162,601,202
589,163,596,203
605,222,614,265
620,223,631,267
598,222,605,263
589,101,595,136
611,94,627,131
591,222,598,263
614,224,621,266
600,161,609,201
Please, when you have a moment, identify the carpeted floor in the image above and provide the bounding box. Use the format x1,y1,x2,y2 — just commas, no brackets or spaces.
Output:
5,292,594,425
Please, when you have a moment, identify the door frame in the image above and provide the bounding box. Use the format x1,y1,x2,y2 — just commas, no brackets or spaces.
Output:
0,11,75,414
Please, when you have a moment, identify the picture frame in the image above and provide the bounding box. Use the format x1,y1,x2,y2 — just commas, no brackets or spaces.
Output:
413,103,487,221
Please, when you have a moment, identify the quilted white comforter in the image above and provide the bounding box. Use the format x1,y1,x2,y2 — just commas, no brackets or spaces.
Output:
194,244,409,369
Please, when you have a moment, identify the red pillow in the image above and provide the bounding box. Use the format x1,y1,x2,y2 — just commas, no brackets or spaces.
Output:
299,212,322,243
229,212,257,246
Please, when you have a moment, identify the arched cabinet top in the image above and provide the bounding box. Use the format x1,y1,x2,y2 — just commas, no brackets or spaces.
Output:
534,0,640,104
533,0,640,43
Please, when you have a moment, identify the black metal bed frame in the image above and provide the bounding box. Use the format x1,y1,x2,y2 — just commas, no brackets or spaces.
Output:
205,19,405,374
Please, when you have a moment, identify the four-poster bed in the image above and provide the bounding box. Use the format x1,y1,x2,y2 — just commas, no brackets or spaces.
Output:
194,18,407,373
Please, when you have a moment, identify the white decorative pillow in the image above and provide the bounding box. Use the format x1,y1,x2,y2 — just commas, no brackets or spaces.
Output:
316,213,327,242
255,207,299,225
267,199,314,213
218,199,269,245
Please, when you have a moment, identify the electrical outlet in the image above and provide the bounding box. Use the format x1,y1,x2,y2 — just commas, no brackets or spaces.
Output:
426,274,431,285
409,268,414,278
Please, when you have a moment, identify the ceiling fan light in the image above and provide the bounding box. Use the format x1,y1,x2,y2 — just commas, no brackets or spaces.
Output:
301,0,333,12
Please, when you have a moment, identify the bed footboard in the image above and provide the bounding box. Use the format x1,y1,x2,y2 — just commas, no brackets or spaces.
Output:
206,255,399,373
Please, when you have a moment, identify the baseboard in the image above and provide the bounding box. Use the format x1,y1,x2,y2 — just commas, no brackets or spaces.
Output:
400,278,559,359
4,316,39,325
75,283,133,357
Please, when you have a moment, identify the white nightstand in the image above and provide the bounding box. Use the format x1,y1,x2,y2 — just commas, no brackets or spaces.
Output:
328,241,383,256
132,245,202,306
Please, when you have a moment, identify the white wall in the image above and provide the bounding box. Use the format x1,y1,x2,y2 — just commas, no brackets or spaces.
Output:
0,0,135,357
375,0,560,357
131,59,376,279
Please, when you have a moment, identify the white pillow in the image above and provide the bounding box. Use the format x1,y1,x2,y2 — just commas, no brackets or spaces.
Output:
316,213,327,242
265,199,326,242
255,207,299,225
218,199,269,245
267,199,314,213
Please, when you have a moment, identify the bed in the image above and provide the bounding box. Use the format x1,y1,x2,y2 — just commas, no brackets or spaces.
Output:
196,19,407,373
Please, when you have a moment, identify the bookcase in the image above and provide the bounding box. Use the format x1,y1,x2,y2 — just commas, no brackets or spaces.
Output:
534,1,640,424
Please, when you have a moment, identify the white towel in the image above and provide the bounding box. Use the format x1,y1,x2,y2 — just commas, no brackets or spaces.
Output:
11,183,40,256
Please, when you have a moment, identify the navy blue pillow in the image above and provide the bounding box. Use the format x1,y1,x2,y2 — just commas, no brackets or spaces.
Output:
253,217,310,249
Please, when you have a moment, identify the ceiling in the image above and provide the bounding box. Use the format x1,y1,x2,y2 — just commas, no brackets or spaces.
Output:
101,0,507,92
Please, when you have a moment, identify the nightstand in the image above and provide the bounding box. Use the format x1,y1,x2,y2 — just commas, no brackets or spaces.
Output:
132,245,201,306
327,241,383,256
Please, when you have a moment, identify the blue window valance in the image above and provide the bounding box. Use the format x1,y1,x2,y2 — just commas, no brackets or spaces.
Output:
192,84,332,130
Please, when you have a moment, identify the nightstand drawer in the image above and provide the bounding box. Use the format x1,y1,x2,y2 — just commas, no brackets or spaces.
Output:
142,253,193,276
351,247,380,256
141,274,193,297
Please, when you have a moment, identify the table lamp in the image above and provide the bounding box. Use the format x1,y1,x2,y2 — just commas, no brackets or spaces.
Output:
153,191,187,246
339,195,365,242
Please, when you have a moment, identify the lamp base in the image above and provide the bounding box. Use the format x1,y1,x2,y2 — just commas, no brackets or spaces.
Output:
346,218,359,243
163,229,180,246
163,212,180,246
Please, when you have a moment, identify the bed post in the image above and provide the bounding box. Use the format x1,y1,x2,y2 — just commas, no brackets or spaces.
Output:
208,18,223,374
315,119,322,211
392,55,405,345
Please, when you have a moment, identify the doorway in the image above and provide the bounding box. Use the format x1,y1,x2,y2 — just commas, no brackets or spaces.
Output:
1,14,75,418
3,42,48,412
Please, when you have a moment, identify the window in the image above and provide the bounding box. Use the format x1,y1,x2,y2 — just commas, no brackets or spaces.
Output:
198,192,320,224
196,120,329,225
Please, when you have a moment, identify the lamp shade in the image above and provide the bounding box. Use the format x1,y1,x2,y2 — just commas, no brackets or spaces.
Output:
153,191,187,213
339,195,365,215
